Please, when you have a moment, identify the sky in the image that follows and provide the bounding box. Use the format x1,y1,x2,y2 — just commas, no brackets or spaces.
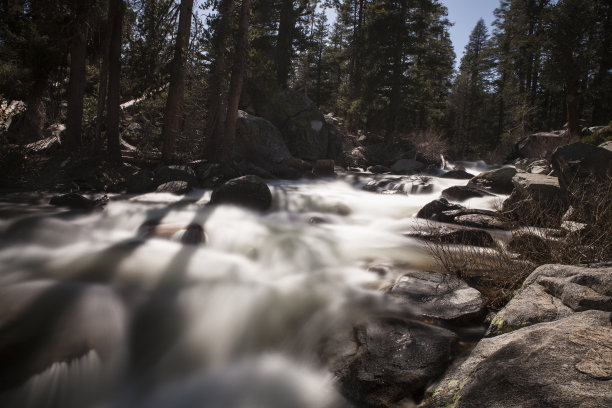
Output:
441,0,500,67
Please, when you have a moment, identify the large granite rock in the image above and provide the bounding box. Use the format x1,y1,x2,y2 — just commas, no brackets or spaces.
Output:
209,175,272,211
421,310,612,408
468,167,517,194
551,142,612,192
259,90,329,161
487,264,612,336
234,110,292,168
323,316,456,407
387,271,486,324
515,131,568,159
502,173,567,227
156,180,191,195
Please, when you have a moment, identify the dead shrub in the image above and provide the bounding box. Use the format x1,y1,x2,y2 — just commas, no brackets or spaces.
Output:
409,128,449,163
419,224,532,310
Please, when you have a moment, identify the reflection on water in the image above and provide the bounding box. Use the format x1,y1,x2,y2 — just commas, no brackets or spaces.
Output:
0,169,504,407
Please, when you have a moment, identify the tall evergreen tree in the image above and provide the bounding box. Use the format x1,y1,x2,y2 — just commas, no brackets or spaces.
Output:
161,0,194,161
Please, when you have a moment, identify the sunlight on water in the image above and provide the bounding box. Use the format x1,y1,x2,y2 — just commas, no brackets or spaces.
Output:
0,167,507,407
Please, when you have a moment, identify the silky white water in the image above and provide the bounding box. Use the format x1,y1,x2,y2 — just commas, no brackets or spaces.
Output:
0,168,505,408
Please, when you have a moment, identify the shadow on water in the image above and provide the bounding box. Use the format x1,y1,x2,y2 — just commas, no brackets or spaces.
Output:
0,190,208,401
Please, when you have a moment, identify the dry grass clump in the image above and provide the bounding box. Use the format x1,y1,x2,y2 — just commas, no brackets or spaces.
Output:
421,177,611,310
422,236,532,310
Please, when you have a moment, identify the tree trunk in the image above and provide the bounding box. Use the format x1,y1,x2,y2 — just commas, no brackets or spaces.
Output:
65,14,88,151
202,0,234,160
95,24,110,154
220,0,251,166
161,0,194,161
106,0,124,162
276,0,294,88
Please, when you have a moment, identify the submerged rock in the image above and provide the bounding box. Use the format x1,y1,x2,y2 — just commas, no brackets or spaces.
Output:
209,175,272,211
387,271,486,324
422,310,612,408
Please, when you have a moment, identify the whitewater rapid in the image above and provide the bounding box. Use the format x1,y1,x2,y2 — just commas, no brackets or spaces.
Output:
0,168,505,408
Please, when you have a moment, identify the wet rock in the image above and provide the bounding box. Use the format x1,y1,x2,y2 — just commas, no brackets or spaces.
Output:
324,316,456,407
406,226,496,248
453,213,511,230
416,198,465,223
467,167,517,194
387,271,486,324
422,310,612,408
234,110,292,167
49,193,107,210
368,165,391,174
440,169,474,179
551,142,612,192
599,140,612,151
486,264,612,336
154,165,197,187
209,175,272,211
155,181,191,195
441,185,495,202
181,224,205,245
390,158,424,174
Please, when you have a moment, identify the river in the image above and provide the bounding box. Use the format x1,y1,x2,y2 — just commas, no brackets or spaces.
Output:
0,163,505,407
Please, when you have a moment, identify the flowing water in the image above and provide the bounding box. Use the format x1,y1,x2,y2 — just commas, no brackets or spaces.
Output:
0,165,506,408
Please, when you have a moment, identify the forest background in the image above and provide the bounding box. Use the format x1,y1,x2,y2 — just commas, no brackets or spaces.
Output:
0,0,610,167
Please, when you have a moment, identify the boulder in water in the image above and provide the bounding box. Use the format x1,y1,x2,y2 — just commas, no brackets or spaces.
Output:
209,175,272,211
49,193,107,210
312,159,336,177
440,169,475,179
468,167,517,194
441,185,495,202
324,316,457,407
416,198,465,223
156,181,191,195
387,271,486,324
